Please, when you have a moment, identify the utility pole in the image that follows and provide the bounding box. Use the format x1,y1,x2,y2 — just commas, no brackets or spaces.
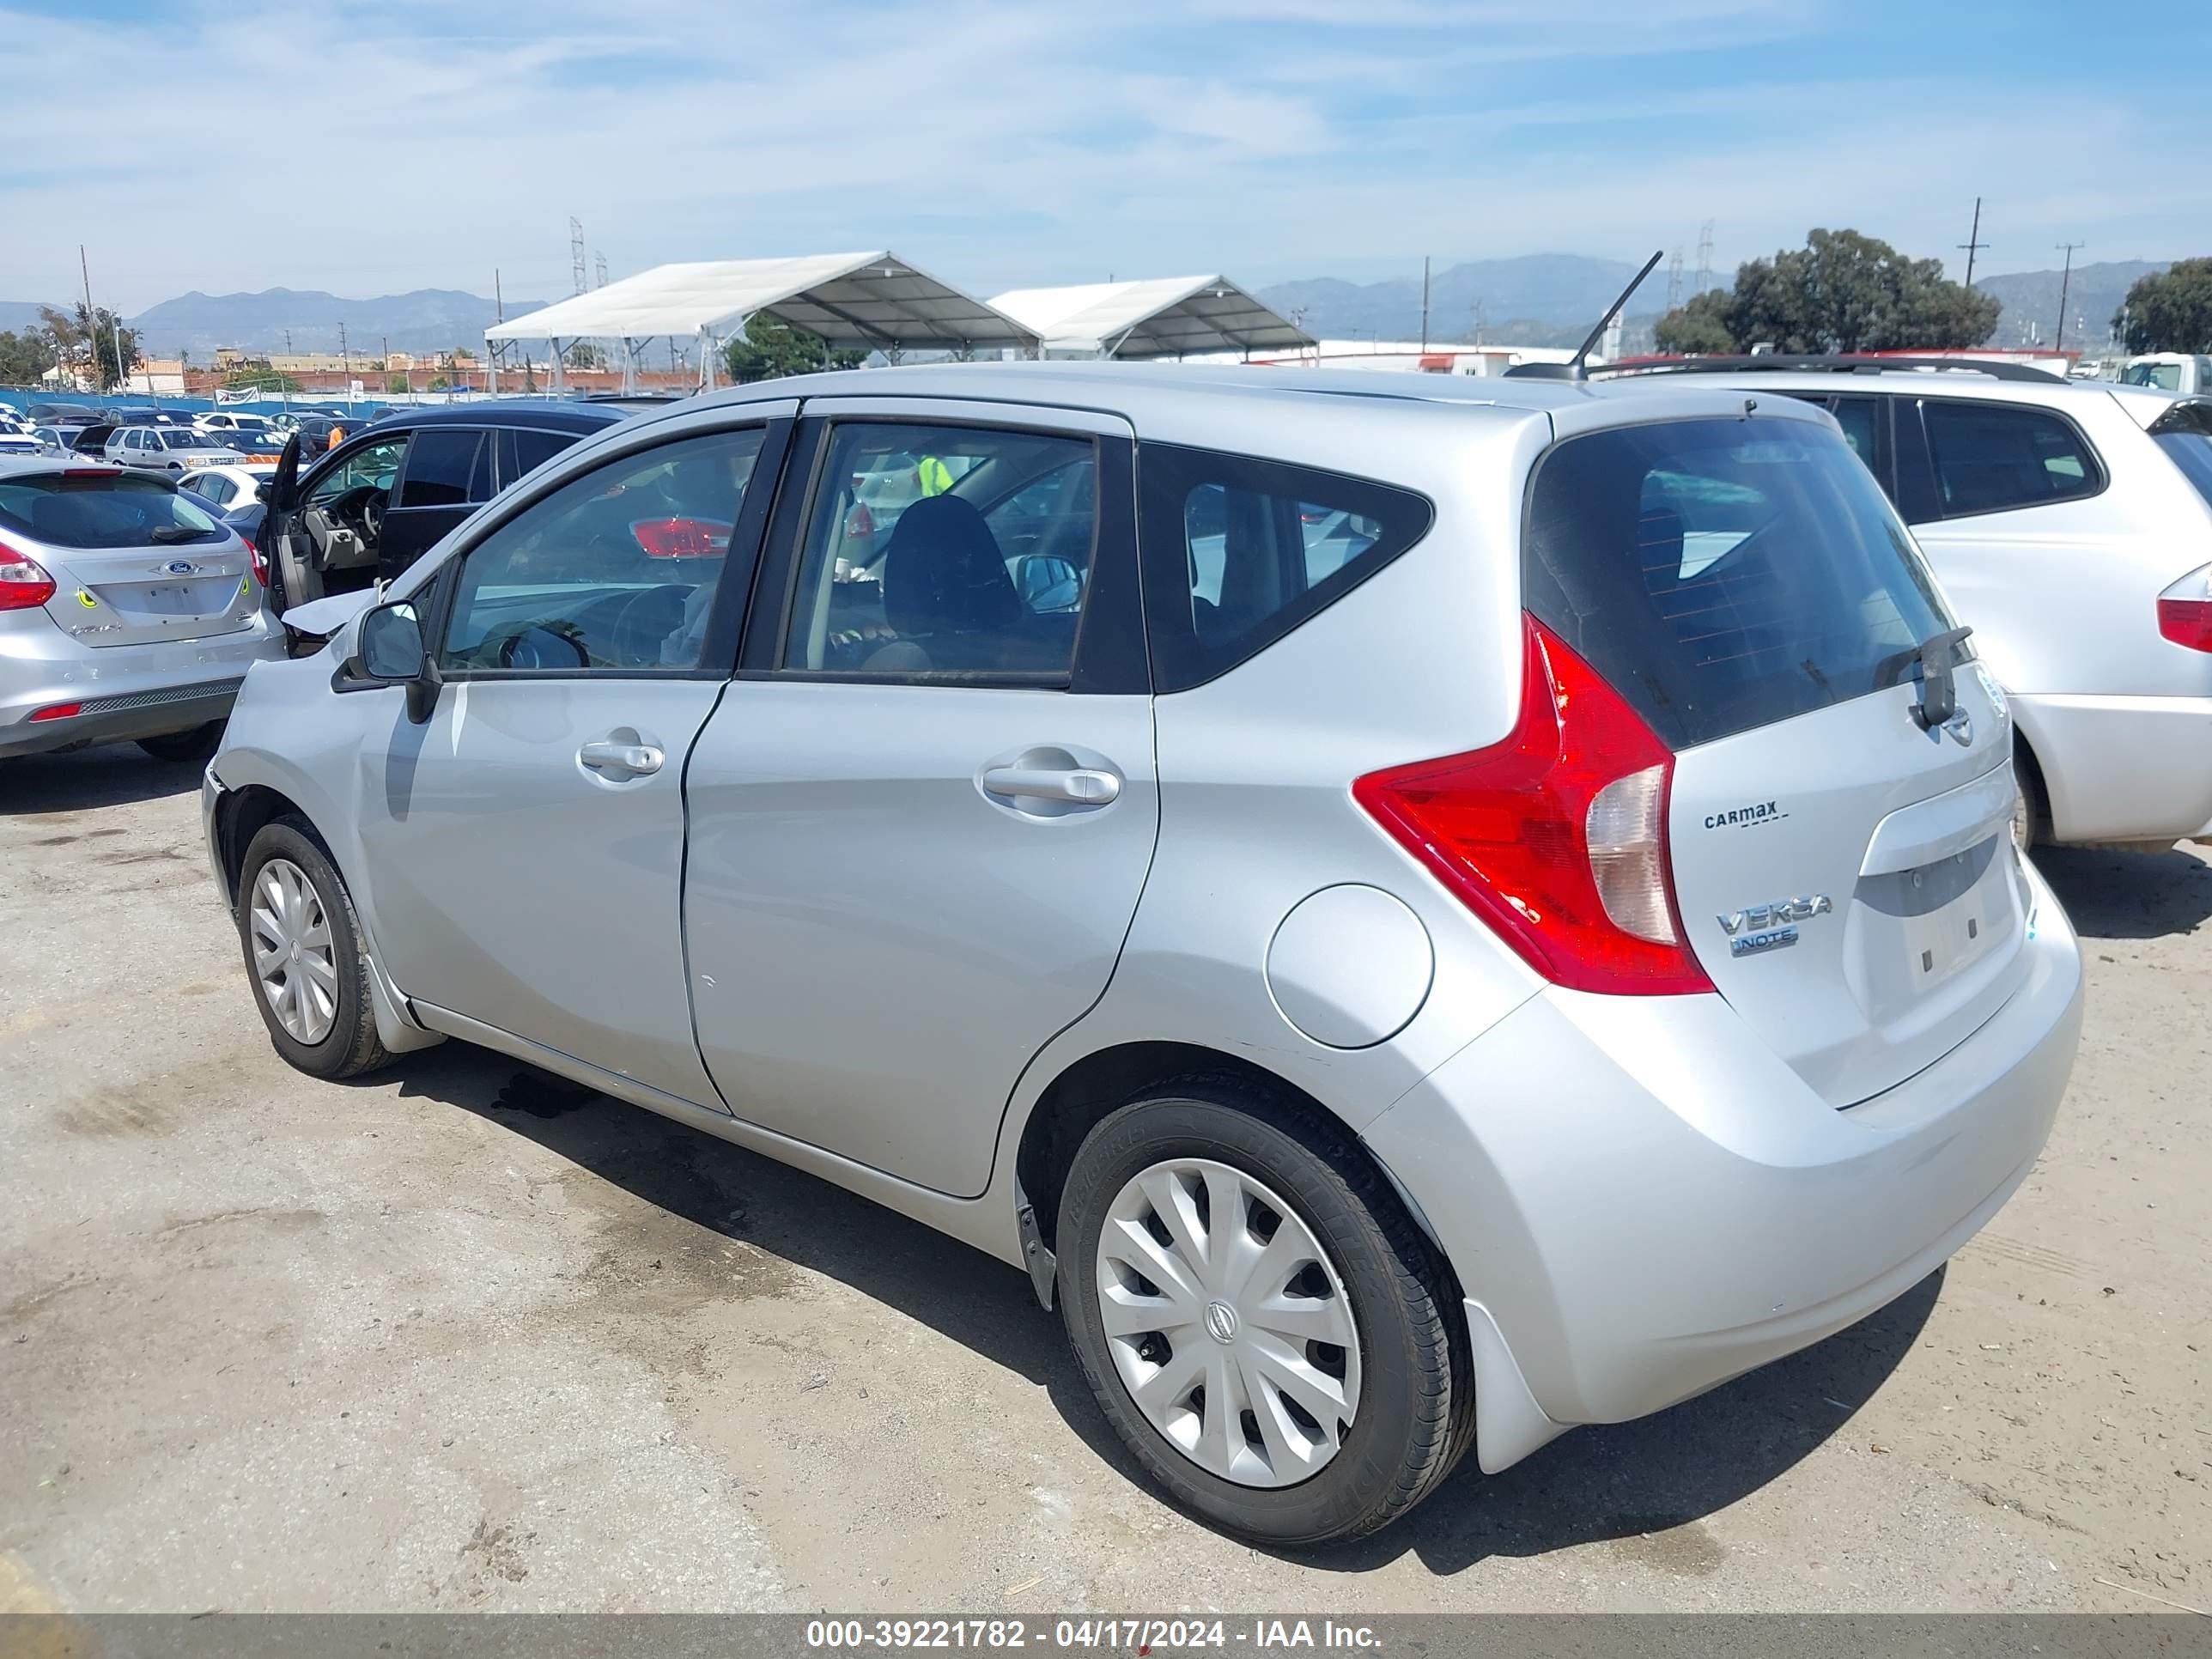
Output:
1665,248,1685,311
2054,241,2086,352
1419,255,1431,353
1694,221,1716,292
338,322,349,405
1470,299,1486,346
595,251,608,289
76,246,96,390
570,217,587,296
1958,197,1989,289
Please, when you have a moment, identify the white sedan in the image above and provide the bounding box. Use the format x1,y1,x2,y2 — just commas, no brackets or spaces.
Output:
177,461,276,515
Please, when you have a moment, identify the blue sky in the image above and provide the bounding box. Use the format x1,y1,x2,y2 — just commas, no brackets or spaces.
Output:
3,0,2208,312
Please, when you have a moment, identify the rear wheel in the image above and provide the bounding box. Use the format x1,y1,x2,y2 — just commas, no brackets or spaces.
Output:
1056,1080,1472,1546
135,721,223,764
237,817,391,1079
2011,740,2045,854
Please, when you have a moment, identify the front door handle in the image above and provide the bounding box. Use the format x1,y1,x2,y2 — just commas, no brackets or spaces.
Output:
980,765,1120,805
579,738,664,777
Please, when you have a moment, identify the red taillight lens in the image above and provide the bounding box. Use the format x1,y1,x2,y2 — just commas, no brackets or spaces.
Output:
0,538,57,611
2157,596,2212,651
29,702,81,722
629,516,732,558
241,534,267,586
1353,616,1713,996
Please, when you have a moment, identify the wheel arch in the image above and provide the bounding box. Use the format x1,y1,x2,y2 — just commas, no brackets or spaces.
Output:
1012,1040,1448,1269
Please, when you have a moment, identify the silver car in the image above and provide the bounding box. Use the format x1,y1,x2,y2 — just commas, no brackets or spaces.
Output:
203,364,2083,1544
103,423,250,475
1601,359,2212,852
1,457,282,763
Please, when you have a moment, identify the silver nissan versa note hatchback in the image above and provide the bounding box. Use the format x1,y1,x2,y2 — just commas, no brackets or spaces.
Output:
204,364,2083,1544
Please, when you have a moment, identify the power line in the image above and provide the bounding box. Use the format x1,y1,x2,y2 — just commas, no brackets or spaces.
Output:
1693,221,1716,290
2054,241,2086,352
1664,248,1685,311
1958,197,1989,289
569,217,587,296
594,250,609,289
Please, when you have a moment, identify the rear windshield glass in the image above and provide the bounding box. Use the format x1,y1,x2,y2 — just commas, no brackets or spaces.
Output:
0,472,226,549
1524,416,1954,750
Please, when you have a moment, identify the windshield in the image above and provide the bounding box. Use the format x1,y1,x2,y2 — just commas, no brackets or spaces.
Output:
0,471,227,549
159,428,220,448
1524,416,1954,750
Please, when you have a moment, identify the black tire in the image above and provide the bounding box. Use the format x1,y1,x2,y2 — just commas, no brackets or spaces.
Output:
236,816,392,1079
135,720,224,764
2012,738,2046,855
1056,1079,1474,1546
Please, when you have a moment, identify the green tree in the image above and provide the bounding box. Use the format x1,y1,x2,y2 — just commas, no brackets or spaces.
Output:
1653,228,1999,355
722,313,866,383
0,328,57,385
2114,258,2212,353
386,372,410,393
1652,289,1735,355
40,303,141,390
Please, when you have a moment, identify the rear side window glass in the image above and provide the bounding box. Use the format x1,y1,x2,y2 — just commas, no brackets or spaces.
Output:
0,471,224,548
2156,431,2212,509
504,428,573,484
398,428,483,508
1921,400,2101,516
1524,417,1953,750
1138,443,1432,691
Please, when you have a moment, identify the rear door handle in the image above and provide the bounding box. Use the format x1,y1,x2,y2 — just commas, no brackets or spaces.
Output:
980,765,1121,805
579,738,664,777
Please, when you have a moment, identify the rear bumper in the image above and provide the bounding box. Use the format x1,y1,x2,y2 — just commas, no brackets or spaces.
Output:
0,618,282,759
2013,691,2212,843
1363,854,2083,1473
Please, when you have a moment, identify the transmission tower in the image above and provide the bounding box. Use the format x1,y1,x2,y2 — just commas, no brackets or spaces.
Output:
1664,248,1685,311
595,251,608,289
1693,221,1716,291
569,217,587,296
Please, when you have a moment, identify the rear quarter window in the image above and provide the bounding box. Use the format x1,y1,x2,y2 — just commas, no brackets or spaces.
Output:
1137,443,1433,691
1524,416,1954,750
1920,398,2103,516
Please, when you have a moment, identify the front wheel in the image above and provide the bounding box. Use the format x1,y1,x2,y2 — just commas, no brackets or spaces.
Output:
236,817,392,1079
1056,1082,1473,1545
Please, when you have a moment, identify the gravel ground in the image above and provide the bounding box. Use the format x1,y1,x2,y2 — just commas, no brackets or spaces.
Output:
2,745,2207,1615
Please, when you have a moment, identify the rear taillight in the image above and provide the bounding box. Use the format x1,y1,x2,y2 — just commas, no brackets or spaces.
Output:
1353,616,1713,997
241,534,267,586
29,702,81,722
630,517,732,558
2157,566,2212,650
0,539,56,611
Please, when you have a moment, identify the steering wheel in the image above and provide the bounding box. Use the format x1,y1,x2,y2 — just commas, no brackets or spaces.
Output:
471,617,592,670
361,493,386,544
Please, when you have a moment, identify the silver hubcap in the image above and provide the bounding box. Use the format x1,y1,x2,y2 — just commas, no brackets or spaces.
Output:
249,857,338,1045
1095,1158,1361,1489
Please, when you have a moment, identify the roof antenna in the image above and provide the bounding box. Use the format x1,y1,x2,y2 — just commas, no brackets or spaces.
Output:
1507,250,1664,380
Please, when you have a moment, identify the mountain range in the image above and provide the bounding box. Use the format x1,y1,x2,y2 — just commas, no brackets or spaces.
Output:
0,257,2178,358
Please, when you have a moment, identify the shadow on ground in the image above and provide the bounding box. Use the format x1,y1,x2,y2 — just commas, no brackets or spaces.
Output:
385,1042,1933,1575
0,746,204,816
2036,843,2212,940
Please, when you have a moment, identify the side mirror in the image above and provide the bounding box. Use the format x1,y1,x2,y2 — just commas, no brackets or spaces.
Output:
343,601,439,722
1015,553,1082,612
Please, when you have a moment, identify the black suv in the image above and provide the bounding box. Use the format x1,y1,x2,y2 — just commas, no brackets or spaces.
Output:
237,401,629,611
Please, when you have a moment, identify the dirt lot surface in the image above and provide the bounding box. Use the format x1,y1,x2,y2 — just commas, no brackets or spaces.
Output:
3,746,2208,1615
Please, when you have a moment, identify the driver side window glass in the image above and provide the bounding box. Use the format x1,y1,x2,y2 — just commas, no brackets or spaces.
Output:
438,428,766,675
307,438,408,506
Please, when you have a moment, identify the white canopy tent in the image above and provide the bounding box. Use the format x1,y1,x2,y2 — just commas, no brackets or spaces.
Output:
483,252,1042,391
985,276,1314,359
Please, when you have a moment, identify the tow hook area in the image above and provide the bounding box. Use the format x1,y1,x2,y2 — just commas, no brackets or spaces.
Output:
1014,1180,1057,1312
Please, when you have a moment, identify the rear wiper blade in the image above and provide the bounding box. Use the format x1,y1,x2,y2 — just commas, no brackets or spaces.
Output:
1876,624,1974,729
149,525,210,544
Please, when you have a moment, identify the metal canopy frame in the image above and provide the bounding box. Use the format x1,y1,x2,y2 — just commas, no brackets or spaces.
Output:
987,276,1314,360
483,252,1043,392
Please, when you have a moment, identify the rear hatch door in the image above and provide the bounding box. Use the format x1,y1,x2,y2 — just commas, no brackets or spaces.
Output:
1527,404,2030,1105
2,469,258,647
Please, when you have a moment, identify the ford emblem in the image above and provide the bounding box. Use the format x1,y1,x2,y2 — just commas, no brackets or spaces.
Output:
164,560,198,575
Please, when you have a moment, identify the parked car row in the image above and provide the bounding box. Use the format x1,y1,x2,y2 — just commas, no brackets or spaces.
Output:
197,362,2089,1547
